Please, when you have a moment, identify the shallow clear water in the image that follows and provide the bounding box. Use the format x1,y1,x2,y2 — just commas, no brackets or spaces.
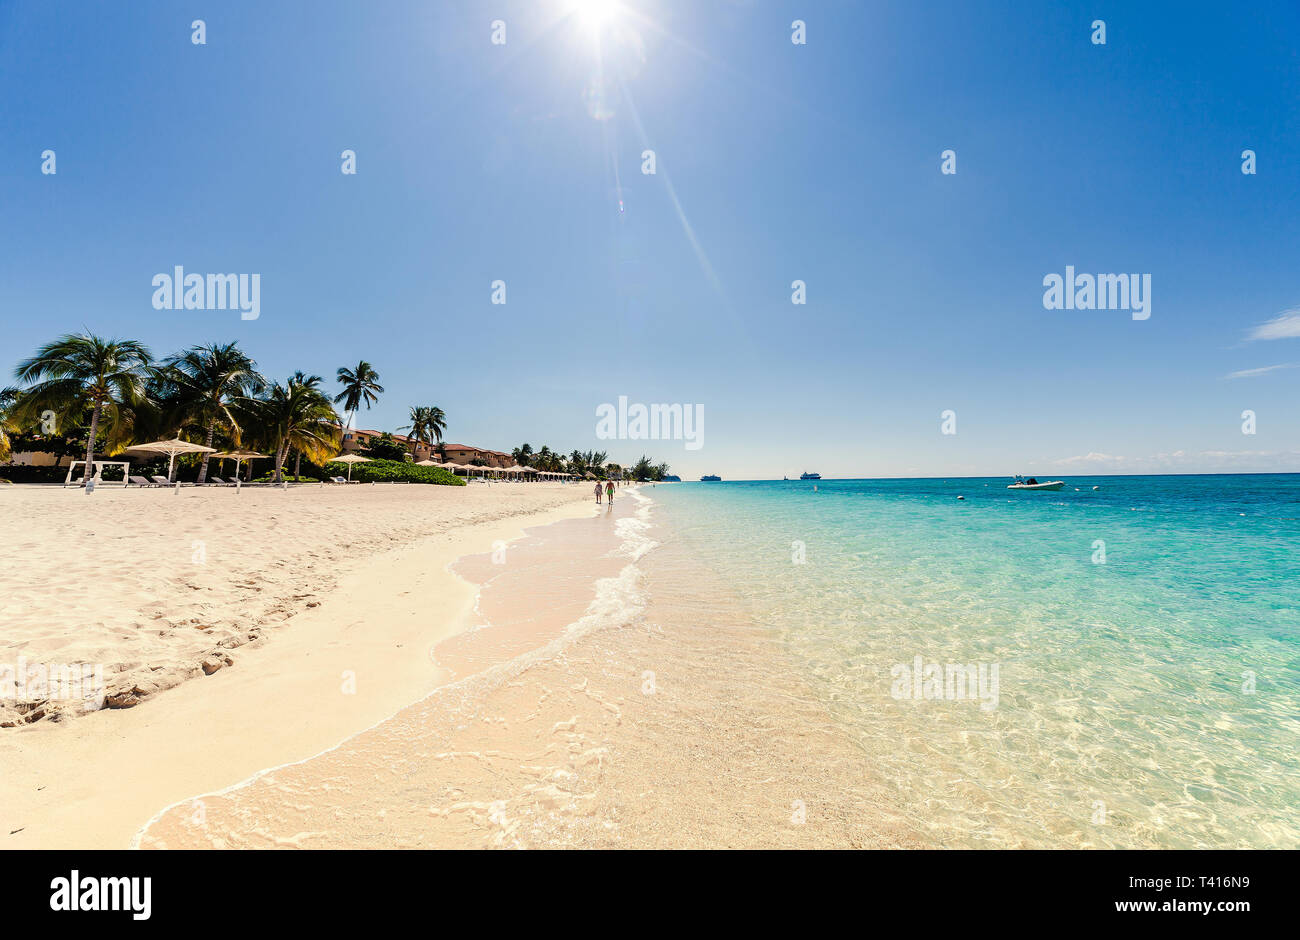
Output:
646,475,1300,848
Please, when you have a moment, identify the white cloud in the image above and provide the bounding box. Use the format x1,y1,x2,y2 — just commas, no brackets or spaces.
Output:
1054,452,1127,466
1225,362,1300,379
1245,308,1300,341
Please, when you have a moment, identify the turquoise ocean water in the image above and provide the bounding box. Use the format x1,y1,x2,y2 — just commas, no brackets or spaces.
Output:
646,475,1300,848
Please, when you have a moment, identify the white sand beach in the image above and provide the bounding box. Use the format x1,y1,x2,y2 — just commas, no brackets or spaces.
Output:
0,482,592,848
1,481,919,849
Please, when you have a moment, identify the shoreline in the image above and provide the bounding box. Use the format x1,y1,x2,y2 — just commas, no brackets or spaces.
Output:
0,483,594,849
134,486,924,849
6,481,926,849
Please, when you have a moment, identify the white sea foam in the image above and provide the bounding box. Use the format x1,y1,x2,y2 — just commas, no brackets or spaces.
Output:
613,487,659,561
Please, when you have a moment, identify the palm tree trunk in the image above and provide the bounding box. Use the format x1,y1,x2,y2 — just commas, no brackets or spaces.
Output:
273,441,286,483
293,450,302,480
83,399,103,483
197,418,216,484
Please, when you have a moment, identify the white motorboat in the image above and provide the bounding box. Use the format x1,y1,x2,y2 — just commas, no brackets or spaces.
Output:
1007,477,1065,491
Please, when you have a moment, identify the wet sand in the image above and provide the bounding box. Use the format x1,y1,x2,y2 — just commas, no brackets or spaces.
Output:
137,488,922,849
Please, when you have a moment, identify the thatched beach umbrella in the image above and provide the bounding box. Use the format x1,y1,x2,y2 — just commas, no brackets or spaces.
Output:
210,450,270,483
331,453,371,481
126,437,217,482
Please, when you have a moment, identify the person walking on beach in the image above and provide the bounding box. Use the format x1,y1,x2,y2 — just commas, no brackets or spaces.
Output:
594,481,603,504
605,480,615,504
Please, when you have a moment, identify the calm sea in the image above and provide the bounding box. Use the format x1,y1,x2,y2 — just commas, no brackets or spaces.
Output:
642,475,1300,848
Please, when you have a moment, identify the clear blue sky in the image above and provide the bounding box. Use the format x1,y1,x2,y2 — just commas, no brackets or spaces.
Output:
2,0,1297,478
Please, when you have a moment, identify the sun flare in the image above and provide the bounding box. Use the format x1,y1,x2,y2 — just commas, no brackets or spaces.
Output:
570,0,619,31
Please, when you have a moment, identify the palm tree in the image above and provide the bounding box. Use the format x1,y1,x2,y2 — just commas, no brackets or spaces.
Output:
12,334,152,478
334,361,383,432
0,387,20,462
426,406,446,451
579,450,608,475
253,377,340,483
162,342,264,484
512,442,534,466
287,371,323,479
399,405,447,460
399,407,427,460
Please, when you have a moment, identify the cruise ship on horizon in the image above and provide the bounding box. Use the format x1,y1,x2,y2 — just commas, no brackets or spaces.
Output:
700,474,721,482
799,471,821,480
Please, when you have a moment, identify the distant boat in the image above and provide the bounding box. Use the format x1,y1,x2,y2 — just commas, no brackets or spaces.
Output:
1008,476,1064,491
799,472,821,480
700,474,721,482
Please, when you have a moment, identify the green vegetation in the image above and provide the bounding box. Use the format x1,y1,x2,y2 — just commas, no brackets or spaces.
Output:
360,432,408,462
0,465,71,483
399,405,446,459
11,334,152,475
159,342,264,483
629,455,672,481
253,374,341,483
0,387,18,462
325,458,465,486
5,332,670,487
506,445,673,480
334,360,384,431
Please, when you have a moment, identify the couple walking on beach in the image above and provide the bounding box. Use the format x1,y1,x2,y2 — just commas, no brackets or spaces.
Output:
594,479,615,505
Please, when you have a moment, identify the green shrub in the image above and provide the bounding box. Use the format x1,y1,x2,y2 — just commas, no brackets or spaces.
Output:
360,434,410,462
323,458,465,486
0,465,68,483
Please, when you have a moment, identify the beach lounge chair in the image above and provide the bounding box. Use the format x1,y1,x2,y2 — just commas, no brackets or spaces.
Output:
150,475,175,486
328,476,350,484
129,475,161,487
206,476,229,485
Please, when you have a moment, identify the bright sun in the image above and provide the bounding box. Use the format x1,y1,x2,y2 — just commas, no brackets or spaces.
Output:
570,0,618,31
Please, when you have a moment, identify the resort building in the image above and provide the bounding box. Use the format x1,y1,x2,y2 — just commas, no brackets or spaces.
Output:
338,430,512,467
439,444,512,468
